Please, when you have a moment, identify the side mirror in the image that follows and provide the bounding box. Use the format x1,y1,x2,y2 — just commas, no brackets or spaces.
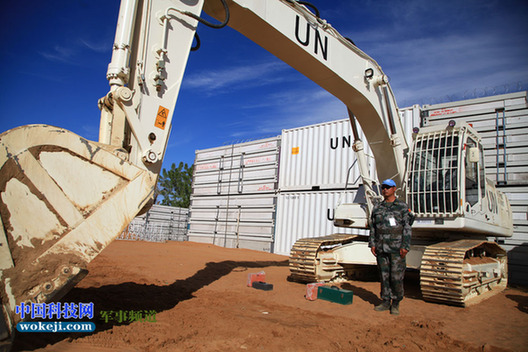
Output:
468,147,480,163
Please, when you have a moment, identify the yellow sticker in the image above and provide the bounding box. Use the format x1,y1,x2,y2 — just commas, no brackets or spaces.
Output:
155,106,169,130
292,147,299,155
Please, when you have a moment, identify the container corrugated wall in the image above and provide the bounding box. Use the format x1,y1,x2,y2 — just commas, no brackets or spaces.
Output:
278,110,420,192
188,194,276,252
119,204,189,242
278,119,377,191
187,137,280,252
399,104,422,143
193,137,280,196
273,190,369,255
422,91,528,284
501,186,528,280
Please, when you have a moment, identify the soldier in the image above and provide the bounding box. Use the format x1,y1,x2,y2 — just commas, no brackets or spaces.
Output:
368,179,413,315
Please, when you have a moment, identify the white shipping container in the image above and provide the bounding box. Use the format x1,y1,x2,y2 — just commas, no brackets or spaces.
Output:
277,109,418,192
278,119,378,191
187,193,276,252
398,104,422,142
273,189,369,255
193,137,280,196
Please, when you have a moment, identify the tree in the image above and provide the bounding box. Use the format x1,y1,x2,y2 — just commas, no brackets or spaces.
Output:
157,162,194,208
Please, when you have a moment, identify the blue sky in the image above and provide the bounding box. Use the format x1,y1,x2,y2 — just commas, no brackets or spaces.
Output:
1,0,527,170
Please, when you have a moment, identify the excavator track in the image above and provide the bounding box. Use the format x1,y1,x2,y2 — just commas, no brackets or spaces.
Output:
420,239,508,306
289,234,360,282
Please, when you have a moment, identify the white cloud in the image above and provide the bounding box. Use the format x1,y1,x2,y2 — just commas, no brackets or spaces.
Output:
80,39,109,53
224,87,347,138
350,24,528,107
40,45,77,63
184,61,293,93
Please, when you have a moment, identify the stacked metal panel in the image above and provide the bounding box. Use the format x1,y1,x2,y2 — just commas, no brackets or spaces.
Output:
422,91,528,284
422,92,528,185
119,204,189,242
187,137,280,252
273,190,369,255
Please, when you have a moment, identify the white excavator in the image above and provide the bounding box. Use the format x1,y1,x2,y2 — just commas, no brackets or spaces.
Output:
0,0,513,345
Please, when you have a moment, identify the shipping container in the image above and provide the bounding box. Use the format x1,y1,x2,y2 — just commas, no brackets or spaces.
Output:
278,109,419,192
187,193,276,252
398,104,422,142
278,119,377,191
421,91,528,285
193,137,280,196
119,204,189,242
422,91,528,185
273,189,369,255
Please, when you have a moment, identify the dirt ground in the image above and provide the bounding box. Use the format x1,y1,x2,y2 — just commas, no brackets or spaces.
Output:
12,240,528,352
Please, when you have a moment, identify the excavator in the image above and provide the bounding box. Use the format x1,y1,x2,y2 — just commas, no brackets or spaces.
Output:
0,0,513,345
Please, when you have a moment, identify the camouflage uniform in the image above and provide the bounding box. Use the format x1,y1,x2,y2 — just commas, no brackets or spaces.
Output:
368,198,412,302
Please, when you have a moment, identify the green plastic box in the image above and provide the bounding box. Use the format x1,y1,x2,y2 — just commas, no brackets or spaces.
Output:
317,286,353,305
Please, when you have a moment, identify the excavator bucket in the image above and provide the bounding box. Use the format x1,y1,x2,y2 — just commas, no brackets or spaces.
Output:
0,124,156,337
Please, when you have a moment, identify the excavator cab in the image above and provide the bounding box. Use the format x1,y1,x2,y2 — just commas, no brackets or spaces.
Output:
407,120,513,238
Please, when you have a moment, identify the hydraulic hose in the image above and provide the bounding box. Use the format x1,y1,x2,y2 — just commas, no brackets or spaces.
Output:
285,0,320,18
183,0,230,29
191,33,201,51
296,1,320,18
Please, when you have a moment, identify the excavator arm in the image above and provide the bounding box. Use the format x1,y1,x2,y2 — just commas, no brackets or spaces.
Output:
0,0,408,342
204,0,408,183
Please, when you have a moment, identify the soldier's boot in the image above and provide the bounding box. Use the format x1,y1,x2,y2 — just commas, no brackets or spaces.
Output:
390,301,400,315
374,300,391,312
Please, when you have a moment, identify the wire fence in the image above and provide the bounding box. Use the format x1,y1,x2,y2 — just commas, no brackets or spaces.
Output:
401,81,528,108
118,204,189,242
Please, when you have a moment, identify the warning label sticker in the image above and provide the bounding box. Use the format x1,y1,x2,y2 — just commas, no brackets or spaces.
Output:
155,106,169,130
292,147,299,155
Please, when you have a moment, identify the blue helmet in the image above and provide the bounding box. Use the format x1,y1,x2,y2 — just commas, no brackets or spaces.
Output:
381,179,396,187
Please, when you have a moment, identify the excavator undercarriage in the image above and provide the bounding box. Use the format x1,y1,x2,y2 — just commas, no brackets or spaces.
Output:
289,235,508,307
289,234,361,283
420,240,508,306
